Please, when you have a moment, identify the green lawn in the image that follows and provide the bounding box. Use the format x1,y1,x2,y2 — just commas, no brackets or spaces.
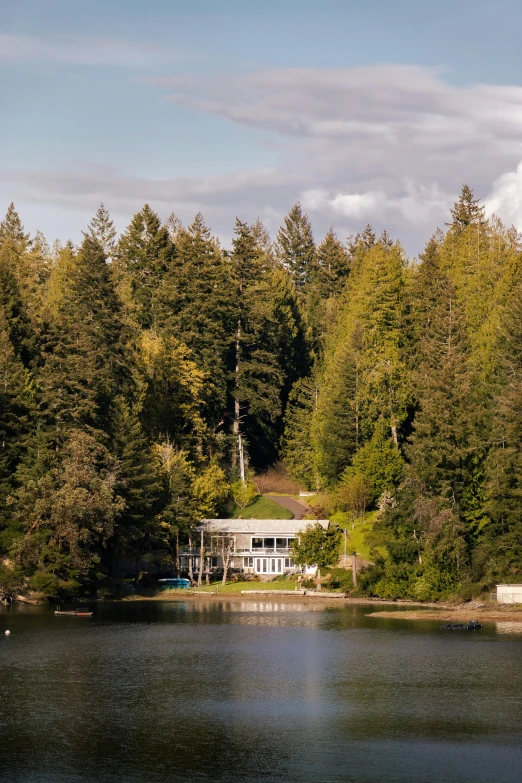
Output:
194,580,299,593
231,495,293,519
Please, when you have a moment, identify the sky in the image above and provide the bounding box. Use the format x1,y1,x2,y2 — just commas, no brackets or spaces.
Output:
1,0,522,254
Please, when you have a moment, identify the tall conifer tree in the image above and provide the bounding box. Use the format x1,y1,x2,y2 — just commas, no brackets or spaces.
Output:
275,203,315,289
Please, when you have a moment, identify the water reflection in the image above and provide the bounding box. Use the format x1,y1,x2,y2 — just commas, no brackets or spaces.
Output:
223,600,315,612
1,600,522,783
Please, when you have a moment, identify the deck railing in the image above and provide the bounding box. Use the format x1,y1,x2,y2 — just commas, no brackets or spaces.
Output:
179,546,293,556
236,547,292,555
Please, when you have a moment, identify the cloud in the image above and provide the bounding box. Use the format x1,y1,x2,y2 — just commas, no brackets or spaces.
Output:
302,188,381,219
4,63,522,251
159,65,522,156
302,181,454,226
148,64,522,242
485,161,522,230
0,33,177,69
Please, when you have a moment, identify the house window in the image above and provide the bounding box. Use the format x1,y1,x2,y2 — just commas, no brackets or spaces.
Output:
288,538,295,548
257,559,261,572
264,538,275,550
252,538,263,549
262,559,267,573
243,557,254,568
284,558,294,568
276,538,286,549
271,559,276,572
277,559,282,572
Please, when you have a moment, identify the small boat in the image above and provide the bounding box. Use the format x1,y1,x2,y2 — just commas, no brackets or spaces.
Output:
441,620,482,630
55,608,93,617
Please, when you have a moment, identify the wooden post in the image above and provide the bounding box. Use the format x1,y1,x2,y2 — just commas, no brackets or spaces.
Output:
188,536,194,584
197,528,205,588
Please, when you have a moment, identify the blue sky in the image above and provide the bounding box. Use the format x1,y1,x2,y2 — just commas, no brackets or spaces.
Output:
2,0,522,252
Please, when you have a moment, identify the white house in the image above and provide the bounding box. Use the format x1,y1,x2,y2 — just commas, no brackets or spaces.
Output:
179,518,329,577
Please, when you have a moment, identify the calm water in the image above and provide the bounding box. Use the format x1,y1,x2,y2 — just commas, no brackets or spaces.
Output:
1,600,521,783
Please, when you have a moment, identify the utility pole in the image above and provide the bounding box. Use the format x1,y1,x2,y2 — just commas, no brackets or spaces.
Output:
238,433,245,484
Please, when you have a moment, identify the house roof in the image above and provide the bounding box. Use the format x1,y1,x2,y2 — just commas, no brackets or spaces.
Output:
199,519,329,535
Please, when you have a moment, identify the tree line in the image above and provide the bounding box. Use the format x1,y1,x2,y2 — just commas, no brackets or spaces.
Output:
0,187,521,600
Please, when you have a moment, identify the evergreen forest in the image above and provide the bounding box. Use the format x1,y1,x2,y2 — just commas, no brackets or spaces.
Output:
1,187,521,601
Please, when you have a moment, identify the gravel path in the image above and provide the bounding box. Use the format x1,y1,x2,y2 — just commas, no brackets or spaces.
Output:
269,495,309,520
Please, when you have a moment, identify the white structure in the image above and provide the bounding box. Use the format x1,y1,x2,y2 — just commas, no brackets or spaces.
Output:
195,518,329,576
496,584,522,604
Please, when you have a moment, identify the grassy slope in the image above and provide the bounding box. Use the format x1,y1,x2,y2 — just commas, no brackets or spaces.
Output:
330,510,377,561
231,495,294,520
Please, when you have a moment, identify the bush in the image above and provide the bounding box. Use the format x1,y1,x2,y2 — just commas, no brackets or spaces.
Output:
325,567,354,592
28,571,61,598
231,481,258,509
456,581,490,601
0,563,24,601
255,463,305,494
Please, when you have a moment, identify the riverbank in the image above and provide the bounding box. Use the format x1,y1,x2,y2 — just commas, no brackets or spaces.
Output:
369,606,522,623
122,591,432,608
121,590,522,620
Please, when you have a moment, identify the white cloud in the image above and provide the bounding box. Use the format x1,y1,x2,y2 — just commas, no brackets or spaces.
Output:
302,181,454,226
4,63,522,251
159,66,522,159
485,161,522,230
330,192,382,220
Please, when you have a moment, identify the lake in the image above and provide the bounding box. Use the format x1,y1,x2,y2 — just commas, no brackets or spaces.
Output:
1,599,521,783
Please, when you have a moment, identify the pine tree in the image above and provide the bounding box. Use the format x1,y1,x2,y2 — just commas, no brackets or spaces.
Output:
0,203,30,257
12,429,124,597
448,184,486,232
229,219,284,468
84,204,117,259
315,228,350,289
155,213,233,431
0,204,34,365
407,255,477,501
275,203,315,289
477,279,522,584
313,238,408,487
305,228,350,351
139,330,207,450
283,375,319,489
165,212,183,242
115,204,173,328
0,307,31,536
39,235,129,440
107,398,164,577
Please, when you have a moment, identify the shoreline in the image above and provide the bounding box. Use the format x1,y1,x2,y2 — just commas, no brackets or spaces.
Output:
121,592,522,620
368,607,522,623
121,592,435,608
7,590,522,622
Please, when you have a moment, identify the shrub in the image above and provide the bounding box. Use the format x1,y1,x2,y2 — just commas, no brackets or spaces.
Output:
0,563,24,601
28,571,60,598
255,463,305,494
231,481,258,509
325,567,353,592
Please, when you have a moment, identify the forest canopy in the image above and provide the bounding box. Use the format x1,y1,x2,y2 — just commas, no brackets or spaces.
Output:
1,187,521,601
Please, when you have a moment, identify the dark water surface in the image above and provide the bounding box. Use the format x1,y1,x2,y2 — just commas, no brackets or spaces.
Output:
1,600,521,783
